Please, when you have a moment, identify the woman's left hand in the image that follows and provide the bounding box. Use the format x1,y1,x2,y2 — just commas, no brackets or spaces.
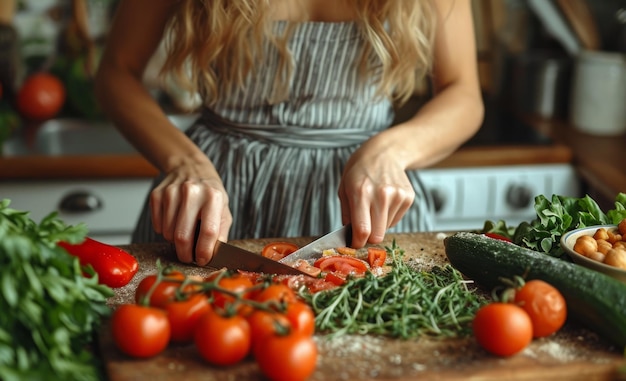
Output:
338,141,415,248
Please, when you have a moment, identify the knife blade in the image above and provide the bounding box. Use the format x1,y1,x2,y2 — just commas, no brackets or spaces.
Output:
209,240,313,276
279,224,353,266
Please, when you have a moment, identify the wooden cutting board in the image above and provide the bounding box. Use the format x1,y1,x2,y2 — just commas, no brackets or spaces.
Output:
99,233,626,381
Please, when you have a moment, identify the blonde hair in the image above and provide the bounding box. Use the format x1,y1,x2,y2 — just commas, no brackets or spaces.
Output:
161,0,437,106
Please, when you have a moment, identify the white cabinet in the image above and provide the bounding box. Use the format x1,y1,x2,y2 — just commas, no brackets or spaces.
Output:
0,179,153,245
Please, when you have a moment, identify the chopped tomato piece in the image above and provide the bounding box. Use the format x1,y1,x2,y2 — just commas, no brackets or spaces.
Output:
313,255,368,276
261,241,299,260
324,272,347,286
367,247,387,268
293,259,322,278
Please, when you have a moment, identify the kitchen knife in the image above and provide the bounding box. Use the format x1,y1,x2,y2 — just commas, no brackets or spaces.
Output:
279,224,353,266
208,240,313,276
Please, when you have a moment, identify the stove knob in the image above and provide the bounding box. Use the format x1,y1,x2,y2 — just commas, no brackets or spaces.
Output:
429,188,446,214
506,184,532,210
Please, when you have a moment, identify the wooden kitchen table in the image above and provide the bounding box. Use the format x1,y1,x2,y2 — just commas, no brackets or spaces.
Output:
100,232,626,381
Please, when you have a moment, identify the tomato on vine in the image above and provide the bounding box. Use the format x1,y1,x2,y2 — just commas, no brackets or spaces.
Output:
166,293,211,342
514,279,567,338
194,309,251,366
253,330,318,381
472,303,532,357
284,301,316,337
135,271,186,308
111,304,171,358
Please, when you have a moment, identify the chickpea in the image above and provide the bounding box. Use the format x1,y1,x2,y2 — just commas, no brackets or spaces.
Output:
607,229,623,245
604,248,626,270
618,218,626,236
593,228,610,241
596,239,613,255
573,235,598,257
586,251,606,262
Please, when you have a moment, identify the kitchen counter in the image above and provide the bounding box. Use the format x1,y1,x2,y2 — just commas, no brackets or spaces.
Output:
100,232,626,381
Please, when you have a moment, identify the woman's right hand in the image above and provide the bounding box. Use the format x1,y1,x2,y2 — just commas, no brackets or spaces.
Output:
150,161,232,266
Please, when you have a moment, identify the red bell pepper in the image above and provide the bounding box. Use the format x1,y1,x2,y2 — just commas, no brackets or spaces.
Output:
59,237,139,288
484,232,513,243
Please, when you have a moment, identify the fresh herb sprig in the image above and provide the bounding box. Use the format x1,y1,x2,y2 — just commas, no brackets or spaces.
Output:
0,199,113,381
299,241,487,339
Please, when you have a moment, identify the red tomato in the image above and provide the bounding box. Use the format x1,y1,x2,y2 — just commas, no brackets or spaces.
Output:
323,272,347,286
111,304,171,358
59,237,139,288
484,232,513,242
165,294,211,342
247,309,291,345
473,303,533,357
314,255,368,276
211,274,255,310
367,247,387,268
17,72,65,121
514,280,567,338
284,301,316,337
135,271,186,308
254,283,297,305
262,242,299,260
194,309,251,366
253,332,318,381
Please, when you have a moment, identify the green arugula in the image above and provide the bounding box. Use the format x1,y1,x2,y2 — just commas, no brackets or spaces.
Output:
483,193,626,258
0,199,113,381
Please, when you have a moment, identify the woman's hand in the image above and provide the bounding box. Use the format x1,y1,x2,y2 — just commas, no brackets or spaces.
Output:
150,161,232,266
338,141,415,248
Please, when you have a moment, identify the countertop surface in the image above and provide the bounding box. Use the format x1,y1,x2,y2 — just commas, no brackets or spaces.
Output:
100,232,626,381
1,115,624,203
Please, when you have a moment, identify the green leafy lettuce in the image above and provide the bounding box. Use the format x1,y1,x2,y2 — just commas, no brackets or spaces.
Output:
483,193,626,258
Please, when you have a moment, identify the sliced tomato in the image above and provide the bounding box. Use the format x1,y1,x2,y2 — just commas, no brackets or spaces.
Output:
293,259,322,278
274,274,338,294
261,242,299,261
367,247,387,268
324,272,347,286
313,255,368,276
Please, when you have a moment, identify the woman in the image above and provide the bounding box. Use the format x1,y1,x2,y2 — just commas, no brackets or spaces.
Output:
95,0,484,266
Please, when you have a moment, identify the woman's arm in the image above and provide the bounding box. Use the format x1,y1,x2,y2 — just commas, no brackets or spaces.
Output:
339,0,484,247
95,0,232,266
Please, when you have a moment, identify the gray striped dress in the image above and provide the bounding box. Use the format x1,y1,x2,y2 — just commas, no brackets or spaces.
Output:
133,21,434,243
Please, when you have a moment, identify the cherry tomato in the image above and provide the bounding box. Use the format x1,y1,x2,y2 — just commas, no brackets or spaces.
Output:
247,309,291,345
254,283,297,305
314,255,368,276
514,280,567,338
17,72,65,121
194,309,251,366
284,301,316,337
165,294,211,342
135,271,186,308
261,241,299,260
111,304,171,358
473,303,533,357
367,247,387,268
253,332,318,381
211,274,255,310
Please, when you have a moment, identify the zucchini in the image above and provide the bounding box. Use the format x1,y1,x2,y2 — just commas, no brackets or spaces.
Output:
444,232,626,350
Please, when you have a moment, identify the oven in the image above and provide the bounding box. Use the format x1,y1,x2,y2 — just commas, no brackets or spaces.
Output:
418,107,581,232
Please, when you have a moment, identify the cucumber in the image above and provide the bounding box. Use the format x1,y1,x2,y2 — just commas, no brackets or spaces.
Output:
444,232,626,350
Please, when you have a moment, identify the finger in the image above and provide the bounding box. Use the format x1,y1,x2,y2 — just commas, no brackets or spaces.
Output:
149,186,164,234
347,187,373,249
195,191,228,266
173,182,204,263
368,185,394,244
161,184,182,242
337,183,351,226
388,188,414,228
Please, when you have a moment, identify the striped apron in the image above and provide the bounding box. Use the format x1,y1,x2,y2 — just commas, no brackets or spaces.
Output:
133,21,434,243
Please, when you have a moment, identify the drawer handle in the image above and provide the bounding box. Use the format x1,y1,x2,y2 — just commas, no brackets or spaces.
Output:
59,191,103,213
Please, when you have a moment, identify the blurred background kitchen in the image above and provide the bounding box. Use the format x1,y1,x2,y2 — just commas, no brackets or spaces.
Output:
0,0,625,244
